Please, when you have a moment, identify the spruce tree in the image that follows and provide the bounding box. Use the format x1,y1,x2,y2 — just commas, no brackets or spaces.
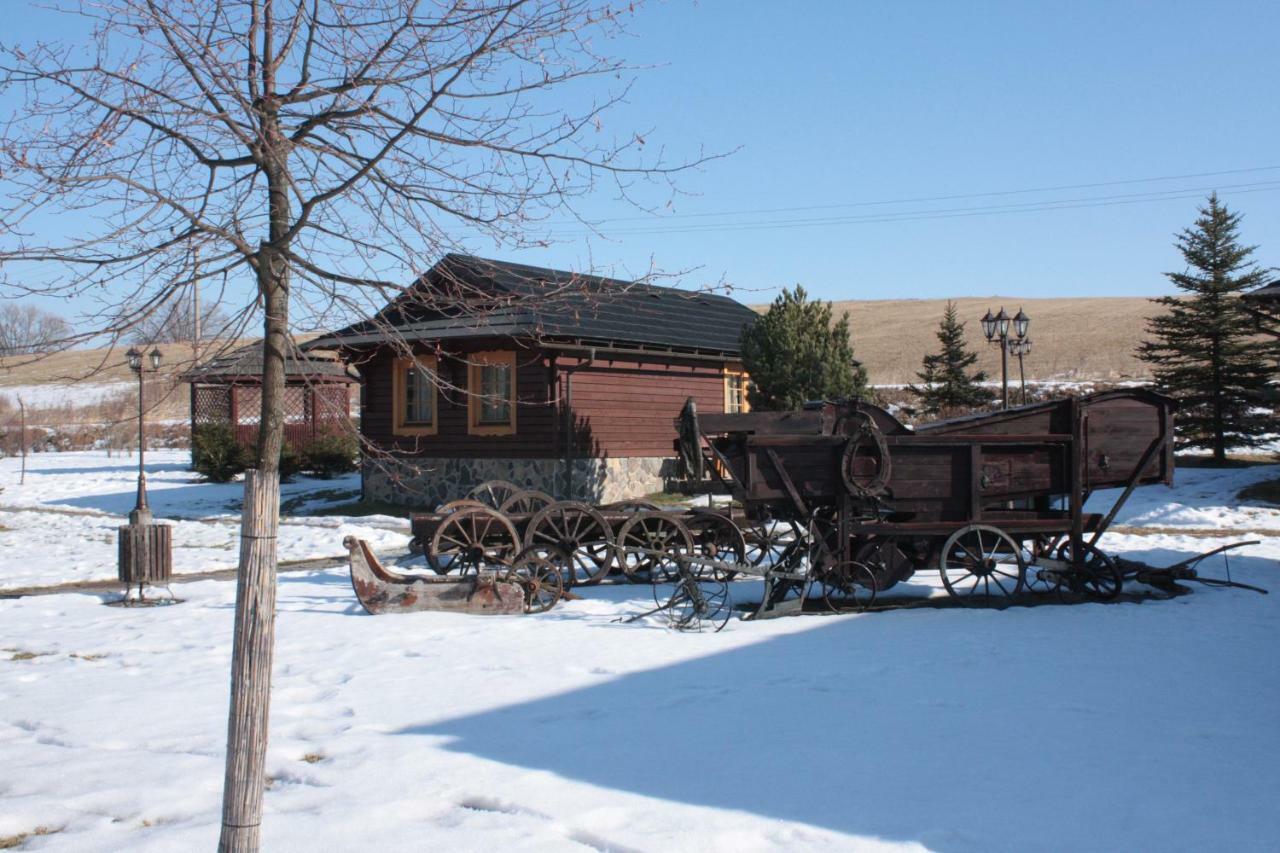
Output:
1137,194,1272,462
740,285,869,410
909,301,996,416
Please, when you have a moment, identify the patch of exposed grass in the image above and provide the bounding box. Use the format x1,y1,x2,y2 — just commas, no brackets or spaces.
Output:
301,752,326,764
0,826,61,849
641,491,694,507
1238,477,1280,507
5,648,52,662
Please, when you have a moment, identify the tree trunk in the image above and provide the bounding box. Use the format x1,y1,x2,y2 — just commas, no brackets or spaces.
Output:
220,70,292,848
218,468,280,852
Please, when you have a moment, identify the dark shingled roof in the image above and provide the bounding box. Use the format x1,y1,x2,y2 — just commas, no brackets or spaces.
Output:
182,342,356,383
1244,280,1280,301
307,254,758,356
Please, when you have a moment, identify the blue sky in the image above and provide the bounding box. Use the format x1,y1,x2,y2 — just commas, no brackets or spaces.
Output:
5,0,1279,321
513,0,1280,301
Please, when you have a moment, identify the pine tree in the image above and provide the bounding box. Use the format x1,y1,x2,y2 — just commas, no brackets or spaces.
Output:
1137,194,1272,462
740,285,869,411
908,301,996,416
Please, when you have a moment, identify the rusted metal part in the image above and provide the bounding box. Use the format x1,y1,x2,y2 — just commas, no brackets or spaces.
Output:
345,536,524,616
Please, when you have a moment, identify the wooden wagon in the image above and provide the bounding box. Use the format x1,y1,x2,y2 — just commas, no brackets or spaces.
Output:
679,389,1177,613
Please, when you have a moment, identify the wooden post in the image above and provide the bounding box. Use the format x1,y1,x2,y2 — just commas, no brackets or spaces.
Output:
17,395,25,486
219,469,280,853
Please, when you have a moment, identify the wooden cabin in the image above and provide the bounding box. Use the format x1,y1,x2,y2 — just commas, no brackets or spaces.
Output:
306,254,759,506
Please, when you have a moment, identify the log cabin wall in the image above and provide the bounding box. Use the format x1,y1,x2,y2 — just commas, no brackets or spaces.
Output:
358,342,558,458
557,354,729,459
357,344,731,460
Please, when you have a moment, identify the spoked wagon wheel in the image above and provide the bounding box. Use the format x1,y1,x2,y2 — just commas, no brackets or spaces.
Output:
1055,541,1124,603
503,545,568,614
498,489,555,516
854,537,916,593
685,511,746,581
1020,535,1061,595
437,498,489,514
661,574,732,632
523,501,614,586
742,517,801,567
467,480,521,509
938,524,1026,603
428,506,521,575
813,561,878,613
616,511,694,584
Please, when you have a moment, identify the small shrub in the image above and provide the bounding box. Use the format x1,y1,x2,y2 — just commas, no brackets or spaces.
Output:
300,433,360,478
278,441,304,482
192,423,248,482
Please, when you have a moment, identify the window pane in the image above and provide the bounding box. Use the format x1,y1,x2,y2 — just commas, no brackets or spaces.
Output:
478,363,511,424
405,365,433,424
727,373,745,413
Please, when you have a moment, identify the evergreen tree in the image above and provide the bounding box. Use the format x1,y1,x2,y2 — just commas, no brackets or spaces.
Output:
908,301,996,416
1137,194,1272,462
740,285,868,410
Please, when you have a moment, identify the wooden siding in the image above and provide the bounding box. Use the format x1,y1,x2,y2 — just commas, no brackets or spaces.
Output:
361,345,557,458
559,355,726,458
358,344,730,460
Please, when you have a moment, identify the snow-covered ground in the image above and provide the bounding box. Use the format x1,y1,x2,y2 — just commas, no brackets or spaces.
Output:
0,381,133,409
1,452,1279,851
0,450,407,590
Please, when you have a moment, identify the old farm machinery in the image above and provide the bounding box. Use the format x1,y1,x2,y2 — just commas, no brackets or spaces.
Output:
345,387,1261,623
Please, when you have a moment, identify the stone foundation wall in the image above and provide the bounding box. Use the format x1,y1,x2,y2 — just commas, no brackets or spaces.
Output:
363,455,677,507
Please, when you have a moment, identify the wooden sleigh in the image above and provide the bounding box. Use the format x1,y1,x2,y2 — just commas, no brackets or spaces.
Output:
344,535,525,615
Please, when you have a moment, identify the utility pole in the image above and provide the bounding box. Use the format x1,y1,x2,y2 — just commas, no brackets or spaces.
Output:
192,244,202,364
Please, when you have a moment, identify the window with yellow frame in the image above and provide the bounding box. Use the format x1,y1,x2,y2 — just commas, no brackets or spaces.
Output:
724,367,750,414
392,355,438,436
468,350,517,436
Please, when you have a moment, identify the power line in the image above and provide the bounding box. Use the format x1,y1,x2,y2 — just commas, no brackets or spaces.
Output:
546,164,1280,226
547,180,1280,237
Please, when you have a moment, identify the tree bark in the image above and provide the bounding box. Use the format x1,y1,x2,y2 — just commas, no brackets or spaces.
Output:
220,54,292,849
218,468,280,853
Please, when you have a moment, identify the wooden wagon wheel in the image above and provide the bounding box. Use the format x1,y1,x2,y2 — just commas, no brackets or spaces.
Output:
938,524,1026,602
854,537,916,592
742,517,801,567
684,510,747,581
466,480,522,509
1054,541,1124,603
616,511,694,584
840,414,891,498
502,545,567,614
428,506,520,575
437,498,489,514
498,489,555,517
812,560,878,613
523,501,614,586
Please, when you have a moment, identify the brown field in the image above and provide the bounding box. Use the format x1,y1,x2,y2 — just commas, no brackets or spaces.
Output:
754,295,1167,386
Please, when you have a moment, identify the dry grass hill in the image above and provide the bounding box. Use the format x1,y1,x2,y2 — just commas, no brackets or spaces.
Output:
774,296,1166,386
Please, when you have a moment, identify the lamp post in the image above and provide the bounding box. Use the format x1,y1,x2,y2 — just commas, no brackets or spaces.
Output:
126,346,163,526
981,306,1030,410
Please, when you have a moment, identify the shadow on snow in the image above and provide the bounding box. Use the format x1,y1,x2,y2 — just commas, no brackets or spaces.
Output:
390,547,1279,853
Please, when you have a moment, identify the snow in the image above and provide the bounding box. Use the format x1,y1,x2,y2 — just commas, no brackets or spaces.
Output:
0,450,406,590
1,452,1279,851
0,382,133,408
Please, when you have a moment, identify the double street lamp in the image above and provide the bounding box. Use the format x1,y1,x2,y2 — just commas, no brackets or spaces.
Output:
980,307,1031,409
126,346,163,525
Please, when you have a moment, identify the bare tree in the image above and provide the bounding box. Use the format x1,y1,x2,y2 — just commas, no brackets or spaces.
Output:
0,304,71,356
0,3,713,850
131,297,233,345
